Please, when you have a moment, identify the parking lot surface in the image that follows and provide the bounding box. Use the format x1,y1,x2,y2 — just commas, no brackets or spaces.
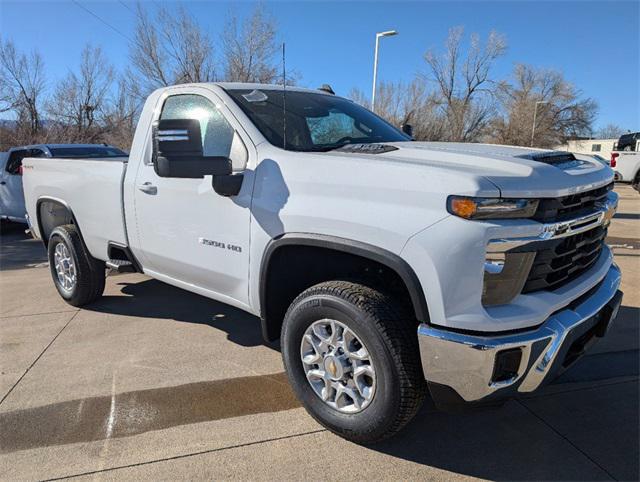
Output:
1,185,638,481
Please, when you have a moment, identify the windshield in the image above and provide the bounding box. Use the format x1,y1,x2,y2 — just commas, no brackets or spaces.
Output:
226,89,410,152
49,146,128,158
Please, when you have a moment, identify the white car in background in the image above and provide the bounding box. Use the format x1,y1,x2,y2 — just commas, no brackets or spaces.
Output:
0,143,127,223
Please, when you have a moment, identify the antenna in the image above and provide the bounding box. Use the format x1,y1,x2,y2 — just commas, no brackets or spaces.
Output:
282,42,287,150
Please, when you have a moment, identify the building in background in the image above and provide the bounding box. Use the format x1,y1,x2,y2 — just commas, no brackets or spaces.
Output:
556,138,617,156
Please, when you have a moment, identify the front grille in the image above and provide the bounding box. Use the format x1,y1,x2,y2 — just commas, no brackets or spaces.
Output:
522,225,607,293
533,183,613,223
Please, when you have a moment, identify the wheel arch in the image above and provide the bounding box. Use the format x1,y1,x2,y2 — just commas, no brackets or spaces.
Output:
36,197,82,248
259,233,430,342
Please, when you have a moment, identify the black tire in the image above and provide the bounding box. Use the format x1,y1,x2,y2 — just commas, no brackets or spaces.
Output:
48,224,105,306
632,173,640,193
281,280,427,444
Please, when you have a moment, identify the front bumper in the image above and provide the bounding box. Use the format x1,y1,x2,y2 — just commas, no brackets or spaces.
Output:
418,263,622,406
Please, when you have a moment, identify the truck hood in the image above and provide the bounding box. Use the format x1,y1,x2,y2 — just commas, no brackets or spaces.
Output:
343,142,614,197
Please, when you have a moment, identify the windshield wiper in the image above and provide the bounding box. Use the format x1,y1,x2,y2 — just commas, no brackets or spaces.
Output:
292,139,396,153
289,143,352,153
315,142,354,152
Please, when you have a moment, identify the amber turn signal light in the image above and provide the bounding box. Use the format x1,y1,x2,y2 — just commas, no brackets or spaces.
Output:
449,198,478,219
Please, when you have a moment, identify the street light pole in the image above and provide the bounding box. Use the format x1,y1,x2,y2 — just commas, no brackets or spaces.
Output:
371,30,398,112
531,100,548,147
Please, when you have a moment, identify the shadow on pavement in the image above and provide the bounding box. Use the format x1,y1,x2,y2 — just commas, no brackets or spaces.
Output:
614,212,640,220
0,221,47,271
554,305,639,383
372,379,638,481
86,278,272,349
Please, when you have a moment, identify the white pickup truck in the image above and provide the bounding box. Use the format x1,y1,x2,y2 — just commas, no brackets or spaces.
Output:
610,132,640,191
23,83,623,443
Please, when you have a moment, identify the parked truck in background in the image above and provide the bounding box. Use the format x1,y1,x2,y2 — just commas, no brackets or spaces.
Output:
610,131,640,191
22,83,623,442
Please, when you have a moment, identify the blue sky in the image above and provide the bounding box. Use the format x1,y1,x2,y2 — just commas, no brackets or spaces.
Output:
1,0,638,131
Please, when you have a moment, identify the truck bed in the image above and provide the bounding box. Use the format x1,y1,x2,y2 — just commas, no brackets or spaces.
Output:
22,156,129,261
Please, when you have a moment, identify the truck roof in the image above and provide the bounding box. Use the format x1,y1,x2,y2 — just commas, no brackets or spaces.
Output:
156,82,334,96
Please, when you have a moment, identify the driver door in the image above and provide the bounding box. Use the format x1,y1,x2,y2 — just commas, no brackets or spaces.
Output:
132,87,254,307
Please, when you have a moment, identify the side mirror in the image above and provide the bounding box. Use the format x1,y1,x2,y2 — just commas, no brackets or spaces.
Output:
152,119,231,178
401,124,414,139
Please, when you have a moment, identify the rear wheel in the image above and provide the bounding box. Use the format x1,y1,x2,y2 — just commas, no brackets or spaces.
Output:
632,172,640,193
48,224,105,306
281,281,426,443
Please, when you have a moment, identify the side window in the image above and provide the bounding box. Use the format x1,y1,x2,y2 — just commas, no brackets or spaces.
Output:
160,94,234,159
29,149,46,158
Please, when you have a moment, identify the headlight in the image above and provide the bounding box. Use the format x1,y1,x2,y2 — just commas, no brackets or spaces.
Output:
447,196,539,220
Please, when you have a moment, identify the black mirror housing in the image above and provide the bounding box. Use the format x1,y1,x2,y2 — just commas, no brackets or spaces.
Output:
213,174,244,197
153,119,232,178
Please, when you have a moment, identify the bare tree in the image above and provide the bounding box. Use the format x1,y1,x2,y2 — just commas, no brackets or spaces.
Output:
423,27,506,142
596,124,627,139
0,39,46,142
101,74,142,149
130,5,168,91
222,5,279,83
130,4,216,94
47,45,114,143
492,64,597,147
350,80,445,140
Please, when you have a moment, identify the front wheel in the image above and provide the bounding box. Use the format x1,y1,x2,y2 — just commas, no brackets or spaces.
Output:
281,281,426,443
48,224,105,306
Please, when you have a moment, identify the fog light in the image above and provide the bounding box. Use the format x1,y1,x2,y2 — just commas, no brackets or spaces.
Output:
484,252,506,274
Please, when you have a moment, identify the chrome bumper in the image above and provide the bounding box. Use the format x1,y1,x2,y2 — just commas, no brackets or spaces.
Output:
418,263,623,404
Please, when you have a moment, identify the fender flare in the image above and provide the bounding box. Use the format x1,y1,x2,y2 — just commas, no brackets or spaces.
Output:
35,196,81,247
259,233,430,326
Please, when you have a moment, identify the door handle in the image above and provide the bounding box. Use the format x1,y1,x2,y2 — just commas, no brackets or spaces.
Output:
138,182,157,195
0,181,6,185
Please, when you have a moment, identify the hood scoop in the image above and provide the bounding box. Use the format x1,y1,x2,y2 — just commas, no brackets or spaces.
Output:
336,143,399,154
526,151,576,164
519,151,591,170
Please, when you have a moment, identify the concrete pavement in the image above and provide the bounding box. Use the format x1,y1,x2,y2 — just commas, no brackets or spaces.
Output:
1,184,638,481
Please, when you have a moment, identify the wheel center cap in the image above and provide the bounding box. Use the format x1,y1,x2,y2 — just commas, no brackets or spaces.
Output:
324,355,343,380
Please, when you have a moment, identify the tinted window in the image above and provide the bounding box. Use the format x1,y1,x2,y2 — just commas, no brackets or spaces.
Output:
226,89,409,152
617,133,639,152
160,94,234,158
5,150,28,174
49,146,127,158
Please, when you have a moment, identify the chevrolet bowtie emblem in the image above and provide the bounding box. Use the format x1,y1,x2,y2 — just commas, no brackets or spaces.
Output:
328,360,337,376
